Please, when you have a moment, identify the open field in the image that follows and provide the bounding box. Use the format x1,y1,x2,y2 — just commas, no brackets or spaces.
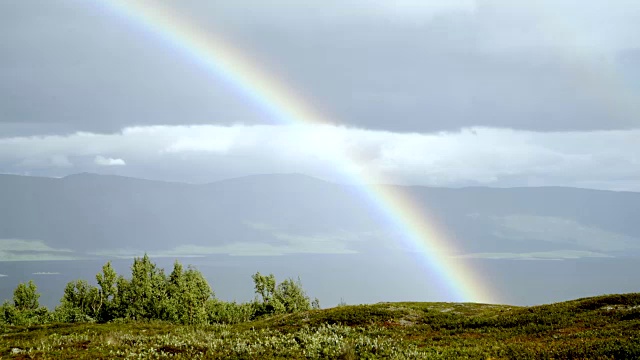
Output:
2,293,640,359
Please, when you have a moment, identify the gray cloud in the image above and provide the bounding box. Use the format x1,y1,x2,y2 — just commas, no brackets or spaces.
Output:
2,0,640,136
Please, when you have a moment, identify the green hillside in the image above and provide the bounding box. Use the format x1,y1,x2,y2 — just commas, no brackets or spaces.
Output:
2,293,640,359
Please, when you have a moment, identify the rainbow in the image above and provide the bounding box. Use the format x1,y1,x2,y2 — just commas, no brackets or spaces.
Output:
97,1,496,303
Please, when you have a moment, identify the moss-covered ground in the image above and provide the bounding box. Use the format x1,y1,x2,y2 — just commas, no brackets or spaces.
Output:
2,293,640,359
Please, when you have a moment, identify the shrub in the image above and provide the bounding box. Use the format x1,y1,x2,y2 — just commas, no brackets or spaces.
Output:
51,304,96,323
206,299,255,324
0,300,51,326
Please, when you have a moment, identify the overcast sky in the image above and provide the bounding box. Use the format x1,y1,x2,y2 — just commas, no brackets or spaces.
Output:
1,0,639,190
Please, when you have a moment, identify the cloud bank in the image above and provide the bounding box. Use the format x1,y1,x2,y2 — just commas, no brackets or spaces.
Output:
1,124,639,191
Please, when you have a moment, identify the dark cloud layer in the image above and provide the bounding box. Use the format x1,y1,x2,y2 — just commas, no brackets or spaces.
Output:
1,0,640,136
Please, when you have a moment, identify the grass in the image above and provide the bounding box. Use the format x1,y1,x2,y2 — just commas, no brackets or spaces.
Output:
2,293,640,359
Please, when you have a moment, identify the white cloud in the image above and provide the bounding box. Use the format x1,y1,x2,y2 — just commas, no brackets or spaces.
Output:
0,125,639,191
94,155,126,166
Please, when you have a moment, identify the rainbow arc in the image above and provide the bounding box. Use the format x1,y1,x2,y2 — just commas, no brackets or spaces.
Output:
97,0,497,303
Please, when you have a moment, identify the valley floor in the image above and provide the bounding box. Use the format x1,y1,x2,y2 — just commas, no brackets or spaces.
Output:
2,293,640,359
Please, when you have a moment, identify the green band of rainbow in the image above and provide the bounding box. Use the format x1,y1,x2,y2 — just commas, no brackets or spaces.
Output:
96,0,496,303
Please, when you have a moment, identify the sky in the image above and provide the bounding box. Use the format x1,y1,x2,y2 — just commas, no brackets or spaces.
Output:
1,0,639,190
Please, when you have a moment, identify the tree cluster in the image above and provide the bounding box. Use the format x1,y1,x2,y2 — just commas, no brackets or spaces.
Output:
0,255,319,326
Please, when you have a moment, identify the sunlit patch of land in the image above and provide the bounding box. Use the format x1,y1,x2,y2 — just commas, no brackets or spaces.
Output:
31,272,62,276
490,215,638,252
0,239,78,261
456,249,613,260
2,293,640,359
90,239,357,258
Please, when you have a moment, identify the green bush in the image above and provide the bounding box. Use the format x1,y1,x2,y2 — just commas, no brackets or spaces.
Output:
0,281,53,326
206,299,255,324
50,305,96,323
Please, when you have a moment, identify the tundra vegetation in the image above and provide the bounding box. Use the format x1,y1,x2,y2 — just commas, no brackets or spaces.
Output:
1,256,639,359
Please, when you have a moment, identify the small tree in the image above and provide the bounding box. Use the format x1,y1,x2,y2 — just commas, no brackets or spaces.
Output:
96,261,118,321
275,277,311,313
252,272,283,316
167,261,212,325
251,272,312,317
112,275,130,319
165,260,185,322
60,280,101,319
123,254,168,320
181,267,213,325
13,280,40,311
252,272,277,304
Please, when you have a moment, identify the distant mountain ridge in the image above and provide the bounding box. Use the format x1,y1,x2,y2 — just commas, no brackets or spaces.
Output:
0,173,638,260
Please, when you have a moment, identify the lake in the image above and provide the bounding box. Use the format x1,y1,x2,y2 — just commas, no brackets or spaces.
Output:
1,254,638,309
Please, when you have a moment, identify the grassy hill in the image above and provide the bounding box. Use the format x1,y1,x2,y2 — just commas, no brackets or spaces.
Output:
2,293,640,359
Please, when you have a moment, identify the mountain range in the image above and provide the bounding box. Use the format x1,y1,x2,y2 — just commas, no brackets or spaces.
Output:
1,172,639,261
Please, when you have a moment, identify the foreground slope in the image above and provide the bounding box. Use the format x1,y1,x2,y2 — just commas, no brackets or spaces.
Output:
2,293,640,359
